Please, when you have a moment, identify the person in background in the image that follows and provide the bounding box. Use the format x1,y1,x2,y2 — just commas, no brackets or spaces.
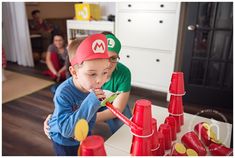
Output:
29,10,53,52
48,34,110,156
43,33,67,82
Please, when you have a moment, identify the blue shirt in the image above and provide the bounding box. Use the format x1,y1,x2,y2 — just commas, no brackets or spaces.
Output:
48,77,101,146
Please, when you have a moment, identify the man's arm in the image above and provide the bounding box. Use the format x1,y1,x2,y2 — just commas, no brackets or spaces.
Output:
96,91,130,122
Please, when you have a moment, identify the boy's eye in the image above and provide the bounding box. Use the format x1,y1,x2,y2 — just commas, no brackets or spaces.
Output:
103,71,108,75
88,73,96,76
109,56,120,63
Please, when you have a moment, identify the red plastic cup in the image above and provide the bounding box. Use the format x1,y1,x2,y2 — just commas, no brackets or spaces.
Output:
131,99,152,135
79,135,106,156
130,135,152,156
170,143,187,156
194,122,212,146
158,123,172,150
169,114,181,133
168,95,184,114
209,142,233,156
155,132,165,156
165,116,177,141
169,72,185,95
181,131,207,156
130,99,153,156
151,118,159,156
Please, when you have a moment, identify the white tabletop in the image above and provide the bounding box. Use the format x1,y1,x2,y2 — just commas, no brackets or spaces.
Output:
104,105,232,156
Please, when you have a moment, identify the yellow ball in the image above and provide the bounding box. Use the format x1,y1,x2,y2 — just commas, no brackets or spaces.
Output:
74,119,89,141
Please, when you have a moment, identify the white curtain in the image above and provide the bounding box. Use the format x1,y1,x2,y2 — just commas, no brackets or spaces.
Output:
2,2,34,67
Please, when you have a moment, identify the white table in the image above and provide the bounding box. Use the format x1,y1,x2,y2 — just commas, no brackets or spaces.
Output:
104,105,232,156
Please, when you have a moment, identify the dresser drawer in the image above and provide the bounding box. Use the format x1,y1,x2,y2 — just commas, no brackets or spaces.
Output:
119,47,175,90
117,2,178,11
116,12,177,50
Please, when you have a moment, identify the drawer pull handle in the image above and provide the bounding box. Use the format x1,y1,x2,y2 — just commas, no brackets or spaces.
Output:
159,20,163,24
128,4,132,7
156,59,160,62
128,19,131,22
126,55,130,58
160,4,164,8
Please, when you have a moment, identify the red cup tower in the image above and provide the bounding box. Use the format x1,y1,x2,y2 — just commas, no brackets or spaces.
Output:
168,72,185,132
130,99,153,156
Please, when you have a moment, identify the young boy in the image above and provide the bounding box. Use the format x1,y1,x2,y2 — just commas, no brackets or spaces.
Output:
44,33,132,137
48,34,110,156
97,33,132,133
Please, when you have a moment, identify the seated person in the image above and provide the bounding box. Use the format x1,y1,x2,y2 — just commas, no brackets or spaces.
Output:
29,10,53,51
43,33,67,82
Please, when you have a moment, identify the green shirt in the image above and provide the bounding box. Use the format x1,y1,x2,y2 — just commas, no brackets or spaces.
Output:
102,62,131,93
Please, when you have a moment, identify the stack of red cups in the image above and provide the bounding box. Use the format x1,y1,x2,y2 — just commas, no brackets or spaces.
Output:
168,72,185,132
130,99,153,156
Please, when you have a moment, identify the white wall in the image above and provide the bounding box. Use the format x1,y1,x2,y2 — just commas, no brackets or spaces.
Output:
99,2,116,17
26,2,76,19
26,2,116,19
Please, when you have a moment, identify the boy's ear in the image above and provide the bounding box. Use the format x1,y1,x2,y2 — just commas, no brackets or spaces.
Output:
69,66,78,79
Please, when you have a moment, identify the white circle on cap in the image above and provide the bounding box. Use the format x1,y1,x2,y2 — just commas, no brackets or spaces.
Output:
108,38,115,48
92,40,105,53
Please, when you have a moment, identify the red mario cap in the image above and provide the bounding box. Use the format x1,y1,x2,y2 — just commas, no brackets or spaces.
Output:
70,34,109,66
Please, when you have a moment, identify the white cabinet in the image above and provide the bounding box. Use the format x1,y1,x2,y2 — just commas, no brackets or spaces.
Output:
117,12,177,50
118,2,177,11
116,2,181,94
119,47,174,92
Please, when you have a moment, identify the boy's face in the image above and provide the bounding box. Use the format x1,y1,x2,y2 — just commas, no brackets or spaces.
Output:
107,51,119,77
71,59,110,92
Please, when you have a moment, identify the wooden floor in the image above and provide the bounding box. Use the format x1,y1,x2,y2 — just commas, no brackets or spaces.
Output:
3,87,55,155
2,62,233,155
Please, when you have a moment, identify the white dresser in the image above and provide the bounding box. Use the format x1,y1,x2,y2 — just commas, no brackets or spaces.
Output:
115,2,181,95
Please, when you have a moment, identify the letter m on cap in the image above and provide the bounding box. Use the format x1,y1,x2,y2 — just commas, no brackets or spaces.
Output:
92,40,105,53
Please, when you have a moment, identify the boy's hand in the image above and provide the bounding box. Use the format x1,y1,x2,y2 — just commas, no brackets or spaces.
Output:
43,114,52,139
93,88,106,101
100,92,121,106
